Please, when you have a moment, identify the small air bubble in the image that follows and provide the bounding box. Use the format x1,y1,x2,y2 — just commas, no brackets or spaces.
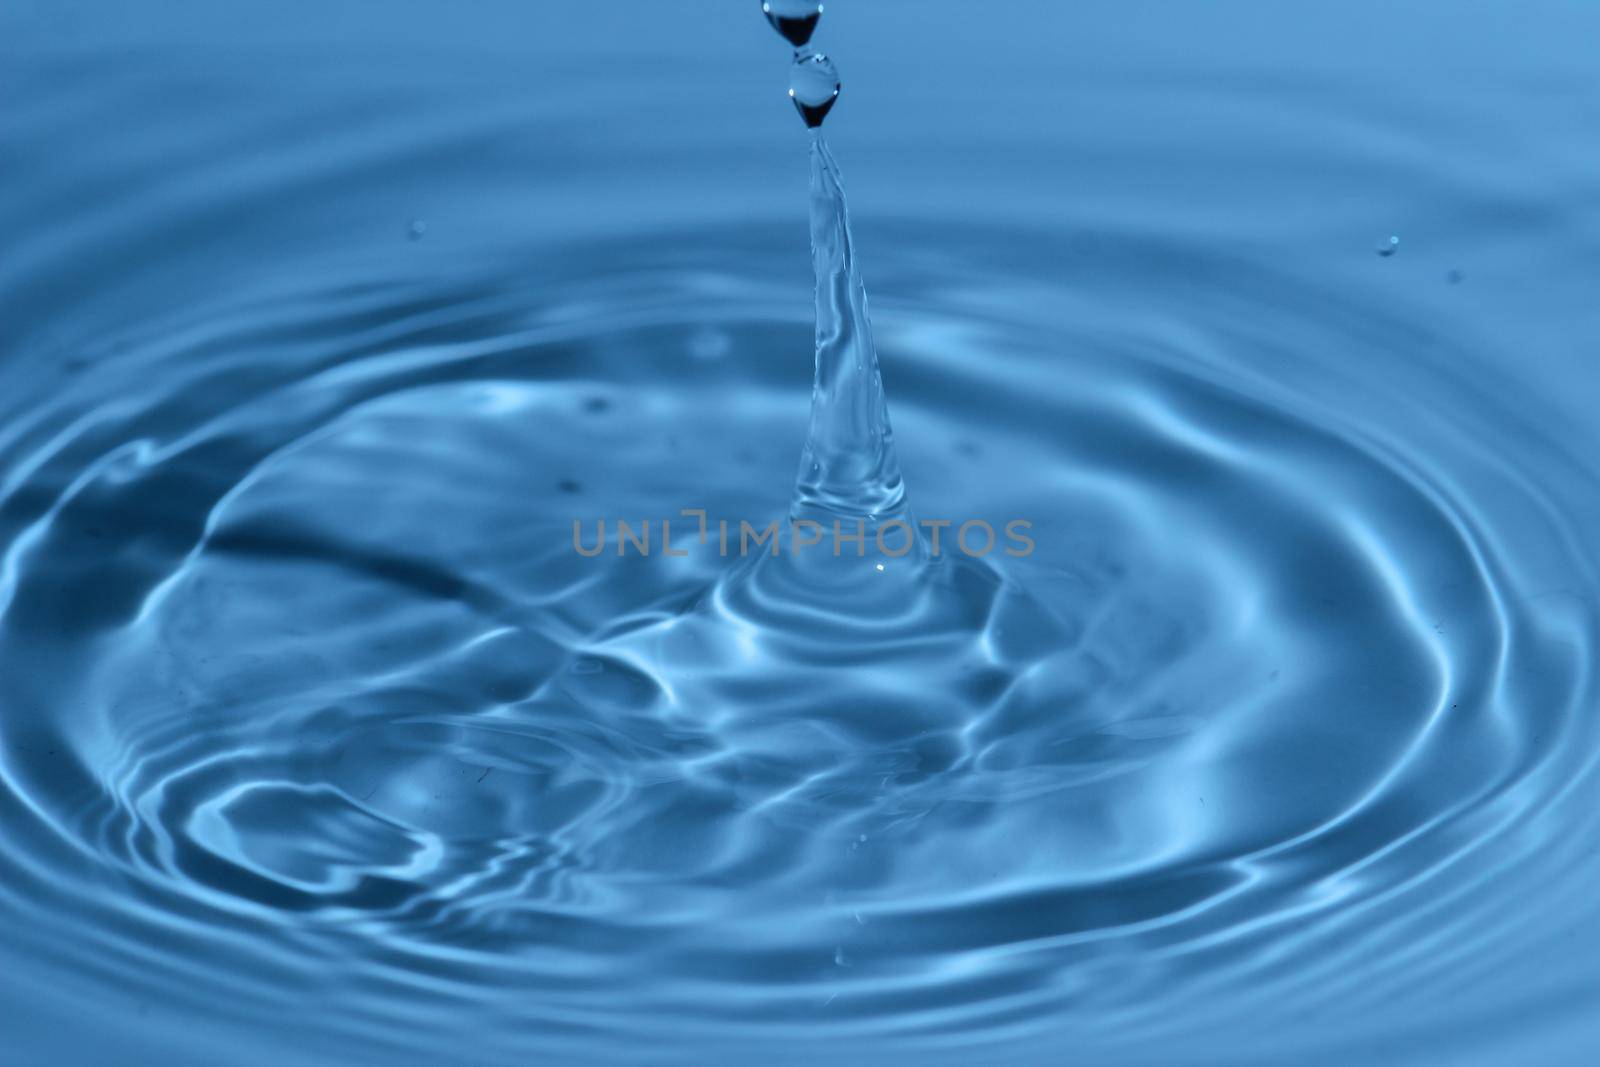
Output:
407,218,428,241
1375,234,1400,257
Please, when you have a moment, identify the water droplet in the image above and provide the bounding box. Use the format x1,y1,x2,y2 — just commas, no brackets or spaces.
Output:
763,1,823,49
407,218,427,241
1376,234,1400,257
789,53,840,128
688,327,731,362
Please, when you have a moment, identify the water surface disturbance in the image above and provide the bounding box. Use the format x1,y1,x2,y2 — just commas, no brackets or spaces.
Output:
4,4,1600,1066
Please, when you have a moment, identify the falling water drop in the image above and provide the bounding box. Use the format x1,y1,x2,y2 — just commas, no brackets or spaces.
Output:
789,53,841,129
762,1,824,49
1376,234,1400,257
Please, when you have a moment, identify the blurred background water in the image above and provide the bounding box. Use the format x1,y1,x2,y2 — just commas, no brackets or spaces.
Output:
3,2,1600,1064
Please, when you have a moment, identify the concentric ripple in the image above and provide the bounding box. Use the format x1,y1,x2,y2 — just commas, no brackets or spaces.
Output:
2,224,1597,1063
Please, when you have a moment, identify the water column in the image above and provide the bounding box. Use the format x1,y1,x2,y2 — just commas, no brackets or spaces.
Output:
762,3,919,566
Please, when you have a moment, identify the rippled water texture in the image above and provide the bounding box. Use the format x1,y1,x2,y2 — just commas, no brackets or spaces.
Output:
5,3,1600,1064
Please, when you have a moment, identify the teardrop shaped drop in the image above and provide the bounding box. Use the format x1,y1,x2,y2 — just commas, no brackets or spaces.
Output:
789,53,840,128
762,1,823,49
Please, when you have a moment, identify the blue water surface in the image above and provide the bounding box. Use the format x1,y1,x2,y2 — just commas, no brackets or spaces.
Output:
4,2,1600,1064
